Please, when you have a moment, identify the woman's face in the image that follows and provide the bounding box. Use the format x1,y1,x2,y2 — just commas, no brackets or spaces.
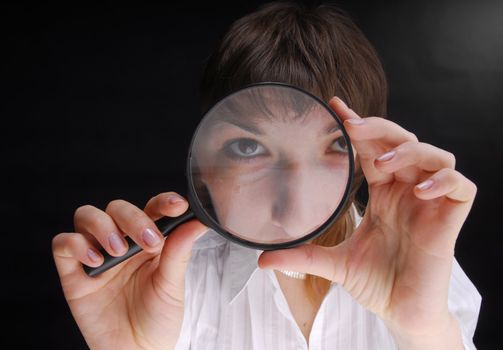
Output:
193,97,350,244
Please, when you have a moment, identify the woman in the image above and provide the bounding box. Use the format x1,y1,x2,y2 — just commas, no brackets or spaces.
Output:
52,1,481,349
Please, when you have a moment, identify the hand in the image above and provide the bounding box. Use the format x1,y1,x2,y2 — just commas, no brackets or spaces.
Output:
258,97,476,348
52,192,207,350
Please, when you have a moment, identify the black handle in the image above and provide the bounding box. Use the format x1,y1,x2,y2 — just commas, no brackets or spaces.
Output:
84,210,196,277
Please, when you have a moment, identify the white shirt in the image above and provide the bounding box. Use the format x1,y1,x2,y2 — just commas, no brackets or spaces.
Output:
174,206,482,350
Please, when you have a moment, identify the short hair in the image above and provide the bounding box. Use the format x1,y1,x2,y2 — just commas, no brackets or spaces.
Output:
199,0,387,118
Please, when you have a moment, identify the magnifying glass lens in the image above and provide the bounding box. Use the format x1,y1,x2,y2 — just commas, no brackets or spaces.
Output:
190,84,351,245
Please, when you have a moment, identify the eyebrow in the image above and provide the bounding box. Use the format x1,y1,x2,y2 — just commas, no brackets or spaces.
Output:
211,114,341,137
321,121,341,136
211,116,265,135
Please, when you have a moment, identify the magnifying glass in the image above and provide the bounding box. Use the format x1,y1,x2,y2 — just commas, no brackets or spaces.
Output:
85,82,354,277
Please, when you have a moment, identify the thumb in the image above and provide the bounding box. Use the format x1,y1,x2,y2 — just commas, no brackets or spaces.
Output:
258,242,349,284
155,220,208,301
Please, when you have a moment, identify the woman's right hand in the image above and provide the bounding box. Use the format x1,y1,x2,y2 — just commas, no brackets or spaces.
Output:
52,192,207,350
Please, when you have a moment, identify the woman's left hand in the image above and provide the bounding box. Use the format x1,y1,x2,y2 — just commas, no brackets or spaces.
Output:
258,96,477,348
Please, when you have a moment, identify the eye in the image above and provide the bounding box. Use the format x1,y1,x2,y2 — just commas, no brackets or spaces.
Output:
329,136,348,153
224,138,268,159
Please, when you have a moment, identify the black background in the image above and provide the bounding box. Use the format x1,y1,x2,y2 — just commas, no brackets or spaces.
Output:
2,0,502,348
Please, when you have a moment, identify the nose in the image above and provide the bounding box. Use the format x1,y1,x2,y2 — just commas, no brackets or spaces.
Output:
271,162,332,239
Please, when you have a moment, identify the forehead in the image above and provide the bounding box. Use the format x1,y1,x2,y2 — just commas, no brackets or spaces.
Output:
204,86,338,131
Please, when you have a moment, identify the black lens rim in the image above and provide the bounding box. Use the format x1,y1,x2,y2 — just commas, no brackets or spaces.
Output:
186,81,355,250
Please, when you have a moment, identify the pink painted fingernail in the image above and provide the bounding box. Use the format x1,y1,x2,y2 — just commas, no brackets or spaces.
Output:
346,118,365,125
142,228,161,247
168,194,185,204
108,232,127,254
87,248,102,263
377,150,396,162
334,96,348,108
416,179,434,191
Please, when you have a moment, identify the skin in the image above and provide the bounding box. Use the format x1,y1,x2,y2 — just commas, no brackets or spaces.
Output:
51,95,475,350
194,104,349,244
52,194,207,350
258,96,476,350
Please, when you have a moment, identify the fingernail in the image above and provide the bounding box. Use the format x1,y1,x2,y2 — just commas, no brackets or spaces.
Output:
376,150,396,162
108,232,127,254
142,228,161,247
168,194,185,204
334,96,348,108
346,118,365,125
87,248,102,263
416,179,434,191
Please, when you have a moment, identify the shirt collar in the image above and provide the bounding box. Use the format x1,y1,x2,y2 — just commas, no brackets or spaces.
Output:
227,241,263,305
226,203,362,305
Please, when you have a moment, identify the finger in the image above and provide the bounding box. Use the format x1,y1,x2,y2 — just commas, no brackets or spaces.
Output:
74,205,129,257
329,96,418,147
374,141,456,183
329,96,362,123
258,242,349,284
343,114,419,187
153,220,208,304
329,96,418,186
144,192,189,221
414,168,477,203
52,232,104,278
105,199,165,254
343,116,418,149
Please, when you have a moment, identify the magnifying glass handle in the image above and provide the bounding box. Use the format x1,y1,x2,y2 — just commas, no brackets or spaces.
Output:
83,210,196,277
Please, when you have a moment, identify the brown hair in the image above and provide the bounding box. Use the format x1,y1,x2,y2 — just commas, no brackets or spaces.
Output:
198,0,388,305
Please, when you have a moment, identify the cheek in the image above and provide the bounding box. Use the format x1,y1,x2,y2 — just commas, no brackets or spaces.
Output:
204,177,231,221
205,174,275,231
321,167,349,206
199,163,239,201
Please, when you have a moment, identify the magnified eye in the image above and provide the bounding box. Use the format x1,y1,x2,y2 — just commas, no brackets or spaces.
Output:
329,136,348,154
224,138,268,160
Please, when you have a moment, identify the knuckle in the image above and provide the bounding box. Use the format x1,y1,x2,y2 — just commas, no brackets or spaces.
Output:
75,207,109,233
74,204,94,221
88,214,111,234
441,167,456,179
51,233,65,250
129,210,148,227
445,151,456,168
52,233,75,257
400,140,418,152
119,206,150,233
468,179,478,196
407,131,418,142
144,195,158,211
393,141,416,159
105,199,127,214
